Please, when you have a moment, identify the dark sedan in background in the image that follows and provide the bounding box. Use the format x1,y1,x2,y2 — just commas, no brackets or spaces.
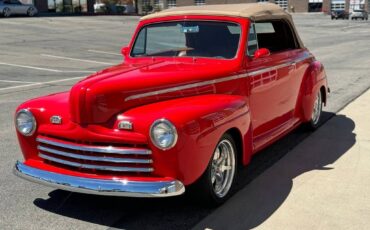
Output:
331,10,349,20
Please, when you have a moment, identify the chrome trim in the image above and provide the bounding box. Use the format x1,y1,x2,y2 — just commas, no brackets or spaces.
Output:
50,115,62,124
37,137,151,155
118,120,133,130
125,74,246,101
125,56,313,101
15,109,37,136
150,118,178,150
39,154,154,172
13,161,185,197
38,146,153,164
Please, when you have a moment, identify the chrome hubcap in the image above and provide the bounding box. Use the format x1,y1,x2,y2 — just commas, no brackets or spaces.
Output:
211,139,236,198
312,91,322,125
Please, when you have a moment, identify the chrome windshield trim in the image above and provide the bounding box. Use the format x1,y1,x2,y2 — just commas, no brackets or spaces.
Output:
125,55,312,102
38,146,153,164
37,137,152,155
13,161,185,197
39,154,153,172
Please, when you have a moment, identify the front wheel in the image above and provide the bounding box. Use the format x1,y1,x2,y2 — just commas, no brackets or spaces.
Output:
189,133,237,206
307,90,323,130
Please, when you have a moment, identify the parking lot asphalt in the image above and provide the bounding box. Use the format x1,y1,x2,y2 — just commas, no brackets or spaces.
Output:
0,14,370,230
195,87,370,230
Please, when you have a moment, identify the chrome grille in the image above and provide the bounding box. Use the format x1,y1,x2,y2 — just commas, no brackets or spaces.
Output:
37,136,153,173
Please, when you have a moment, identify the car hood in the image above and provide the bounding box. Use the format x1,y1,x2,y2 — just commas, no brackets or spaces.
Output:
69,59,241,124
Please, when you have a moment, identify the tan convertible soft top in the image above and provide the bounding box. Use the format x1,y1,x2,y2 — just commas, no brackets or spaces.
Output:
141,3,288,21
141,3,304,48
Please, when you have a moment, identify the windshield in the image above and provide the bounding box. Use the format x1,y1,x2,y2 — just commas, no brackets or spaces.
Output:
131,21,241,59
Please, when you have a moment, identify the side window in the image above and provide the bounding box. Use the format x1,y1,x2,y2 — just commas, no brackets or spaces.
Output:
10,0,21,4
132,28,146,56
247,23,258,56
255,20,298,53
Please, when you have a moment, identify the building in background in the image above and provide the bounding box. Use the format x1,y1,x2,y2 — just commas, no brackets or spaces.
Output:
17,0,369,15
19,0,135,14
137,0,369,14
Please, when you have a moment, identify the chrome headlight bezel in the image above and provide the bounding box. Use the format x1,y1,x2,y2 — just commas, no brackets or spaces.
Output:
150,119,178,150
15,109,37,136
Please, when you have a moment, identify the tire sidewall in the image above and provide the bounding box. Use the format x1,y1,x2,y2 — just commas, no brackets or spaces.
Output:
205,133,238,205
309,90,323,129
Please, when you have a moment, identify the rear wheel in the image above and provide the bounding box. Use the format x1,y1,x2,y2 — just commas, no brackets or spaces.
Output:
27,7,36,17
189,133,237,206
3,7,11,17
307,90,323,130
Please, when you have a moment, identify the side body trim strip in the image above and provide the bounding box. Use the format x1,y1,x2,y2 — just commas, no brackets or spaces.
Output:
125,56,312,102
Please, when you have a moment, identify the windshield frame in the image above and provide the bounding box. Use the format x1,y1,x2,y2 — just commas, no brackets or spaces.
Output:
128,19,243,61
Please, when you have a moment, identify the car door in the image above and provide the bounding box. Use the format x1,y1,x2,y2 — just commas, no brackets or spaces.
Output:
246,20,299,151
9,0,22,14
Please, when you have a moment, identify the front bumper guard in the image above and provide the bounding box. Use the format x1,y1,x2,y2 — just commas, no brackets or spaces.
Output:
13,161,185,197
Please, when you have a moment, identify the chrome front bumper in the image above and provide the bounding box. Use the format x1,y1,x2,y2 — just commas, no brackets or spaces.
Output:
13,161,185,197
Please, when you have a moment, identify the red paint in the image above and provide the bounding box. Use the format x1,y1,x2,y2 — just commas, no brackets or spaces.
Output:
15,15,328,186
254,48,271,59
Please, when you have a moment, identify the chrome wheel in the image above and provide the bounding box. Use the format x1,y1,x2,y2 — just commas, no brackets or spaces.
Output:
3,8,10,17
210,139,236,198
311,91,322,126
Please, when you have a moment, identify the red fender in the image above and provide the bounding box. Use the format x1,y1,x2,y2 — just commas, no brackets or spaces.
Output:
300,61,328,122
120,94,251,185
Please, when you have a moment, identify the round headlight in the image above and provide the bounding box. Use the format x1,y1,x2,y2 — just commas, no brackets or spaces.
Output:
15,109,36,136
150,119,178,150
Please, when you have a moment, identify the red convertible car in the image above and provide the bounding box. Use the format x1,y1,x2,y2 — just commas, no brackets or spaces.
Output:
14,3,328,205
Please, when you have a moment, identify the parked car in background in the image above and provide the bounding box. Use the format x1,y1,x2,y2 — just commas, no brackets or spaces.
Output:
13,3,329,205
331,10,349,20
0,0,37,17
94,2,134,14
350,10,368,20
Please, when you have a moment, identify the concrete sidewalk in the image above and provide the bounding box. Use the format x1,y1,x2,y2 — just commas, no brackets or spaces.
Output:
194,89,370,230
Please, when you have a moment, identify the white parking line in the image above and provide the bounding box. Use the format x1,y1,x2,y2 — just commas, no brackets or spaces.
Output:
0,76,84,92
88,50,121,56
0,80,39,84
0,62,95,73
41,54,115,65
342,25,363,29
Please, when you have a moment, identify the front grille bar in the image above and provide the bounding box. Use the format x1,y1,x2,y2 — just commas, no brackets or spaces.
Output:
37,137,151,155
38,146,153,164
39,154,154,172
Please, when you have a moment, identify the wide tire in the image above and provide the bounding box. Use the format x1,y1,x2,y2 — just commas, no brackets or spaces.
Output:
306,90,323,130
189,133,237,206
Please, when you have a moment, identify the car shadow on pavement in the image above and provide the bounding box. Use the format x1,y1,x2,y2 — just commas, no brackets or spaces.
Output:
33,112,356,230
